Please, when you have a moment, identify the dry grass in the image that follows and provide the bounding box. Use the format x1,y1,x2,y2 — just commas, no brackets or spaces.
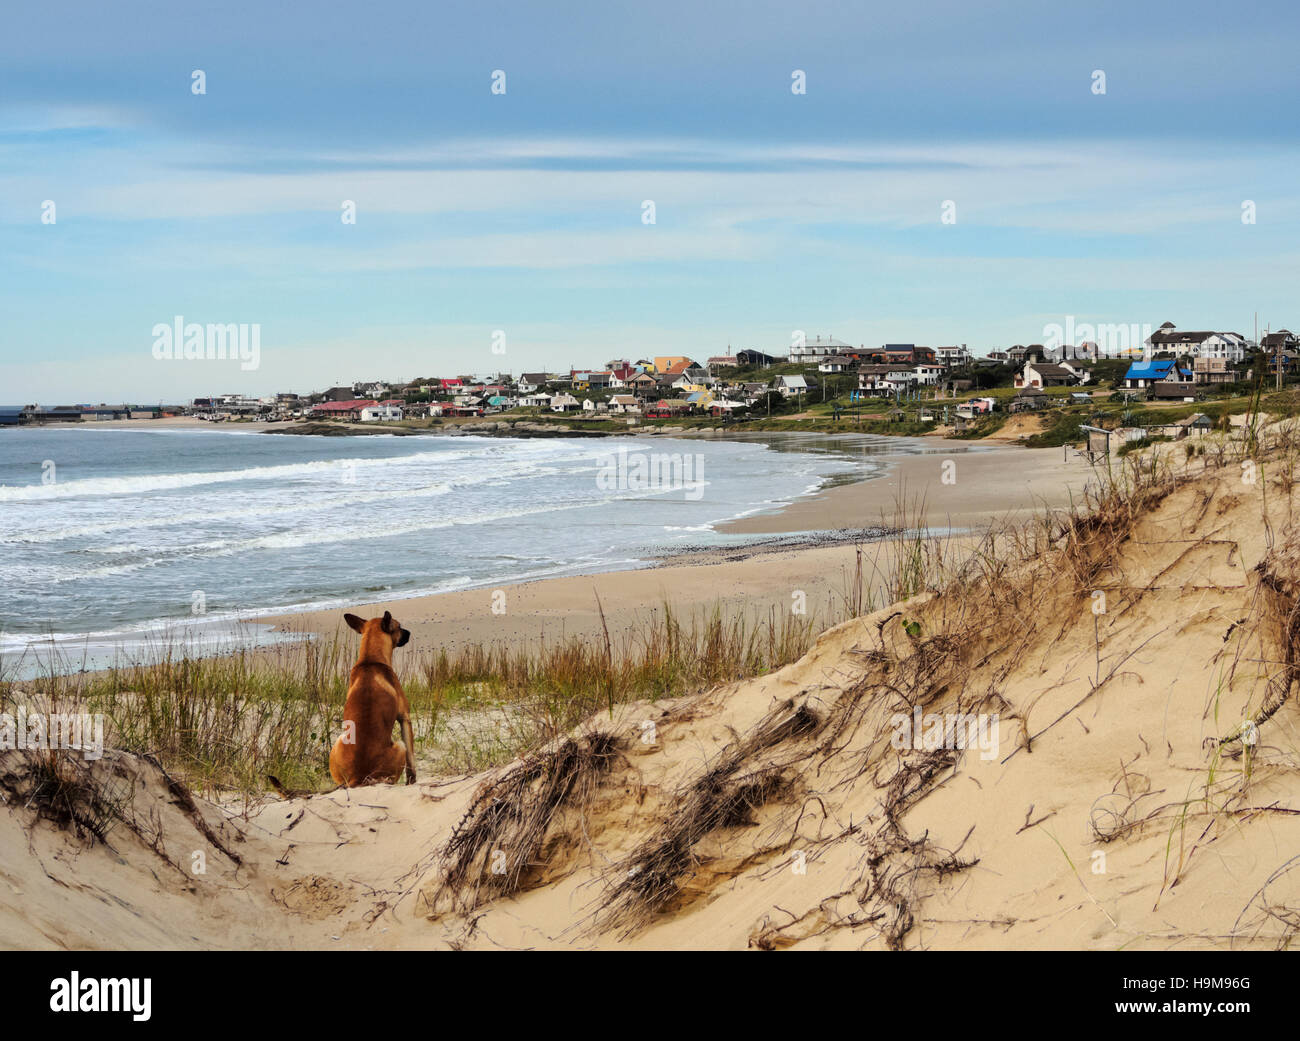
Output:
425,729,623,915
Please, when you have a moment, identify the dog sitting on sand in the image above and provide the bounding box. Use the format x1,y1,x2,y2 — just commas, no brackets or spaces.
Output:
329,611,417,787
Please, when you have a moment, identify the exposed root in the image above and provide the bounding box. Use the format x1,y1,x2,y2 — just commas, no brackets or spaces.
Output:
596,701,821,934
426,730,622,914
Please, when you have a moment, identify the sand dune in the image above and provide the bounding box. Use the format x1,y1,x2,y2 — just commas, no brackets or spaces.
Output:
5,433,1300,950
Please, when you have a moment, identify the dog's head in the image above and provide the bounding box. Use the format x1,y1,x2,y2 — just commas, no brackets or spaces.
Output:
344,610,411,649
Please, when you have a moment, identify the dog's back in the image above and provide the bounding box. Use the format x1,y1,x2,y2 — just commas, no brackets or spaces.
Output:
329,612,416,787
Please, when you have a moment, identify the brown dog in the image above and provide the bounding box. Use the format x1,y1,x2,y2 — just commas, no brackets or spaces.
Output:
329,611,417,787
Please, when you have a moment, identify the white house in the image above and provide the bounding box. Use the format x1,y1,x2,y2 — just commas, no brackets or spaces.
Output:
1199,333,1248,363
360,405,402,422
774,374,810,397
1145,322,1215,357
913,363,945,386
549,393,582,412
788,335,853,362
520,392,553,408
1015,361,1088,389
932,345,971,368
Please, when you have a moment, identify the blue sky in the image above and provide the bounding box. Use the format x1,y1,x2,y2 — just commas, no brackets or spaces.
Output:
3,0,1299,401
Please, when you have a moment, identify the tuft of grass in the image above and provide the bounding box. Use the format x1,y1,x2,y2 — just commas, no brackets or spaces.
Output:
1,594,854,799
0,749,132,844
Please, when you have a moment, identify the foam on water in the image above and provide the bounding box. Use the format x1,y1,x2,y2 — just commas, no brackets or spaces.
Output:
0,426,956,675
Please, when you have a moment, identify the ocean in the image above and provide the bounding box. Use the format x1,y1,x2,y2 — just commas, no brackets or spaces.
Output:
0,425,956,675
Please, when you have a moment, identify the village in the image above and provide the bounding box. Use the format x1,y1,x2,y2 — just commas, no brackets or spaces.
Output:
5,322,1298,437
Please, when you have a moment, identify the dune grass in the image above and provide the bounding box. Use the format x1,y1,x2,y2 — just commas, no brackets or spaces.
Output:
0,595,856,800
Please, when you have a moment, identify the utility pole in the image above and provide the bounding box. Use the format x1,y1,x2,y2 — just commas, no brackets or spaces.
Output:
1273,325,1282,391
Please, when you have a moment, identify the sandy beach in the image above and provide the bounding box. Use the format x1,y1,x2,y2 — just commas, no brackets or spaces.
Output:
262,443,1099,655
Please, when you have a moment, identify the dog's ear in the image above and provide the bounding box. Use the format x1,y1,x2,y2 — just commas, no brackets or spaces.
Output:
343,613,366,633
381,610,397,634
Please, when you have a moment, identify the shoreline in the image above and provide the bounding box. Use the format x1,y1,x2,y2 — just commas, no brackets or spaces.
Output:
3,427,1098,676
251,444,1095,659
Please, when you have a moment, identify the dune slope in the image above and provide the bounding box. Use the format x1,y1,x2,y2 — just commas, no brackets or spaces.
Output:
3,443,1300,950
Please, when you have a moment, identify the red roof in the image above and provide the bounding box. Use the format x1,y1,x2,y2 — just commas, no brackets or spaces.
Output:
312,399,378,412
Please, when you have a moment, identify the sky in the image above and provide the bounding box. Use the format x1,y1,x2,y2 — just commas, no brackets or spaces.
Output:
2,0,1299,403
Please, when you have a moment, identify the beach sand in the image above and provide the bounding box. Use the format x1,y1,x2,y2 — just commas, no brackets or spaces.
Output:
261,444,1098,654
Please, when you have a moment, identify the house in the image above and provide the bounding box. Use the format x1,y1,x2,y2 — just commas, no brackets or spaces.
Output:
360,405,402,422
913,363,945,386
818,358,850,373
774,375,810,398
322,386,356,402
1154,413,1213,438
652,356,693,374
609,395,641,414
26,406,87,424
1193,357,1242,385
1145,322,1215,356
549,393,582,413
857,344,937,366
1262,330,1299,354
1199,333,1249,363
707,355,739,370
735,348,781,367
1175,413,1213,437
571,371,613,392
932,345,972,368
628,372,659,396
855,364,910,398
310,399,377,420
1268,351,1300,376
644,399,695,418
1009,386,1048,412
788,335,853,362
1015,361,1087,389
517,373,549,394
520,392,553,408
1151,384,1197,402
1123,359,1187,389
